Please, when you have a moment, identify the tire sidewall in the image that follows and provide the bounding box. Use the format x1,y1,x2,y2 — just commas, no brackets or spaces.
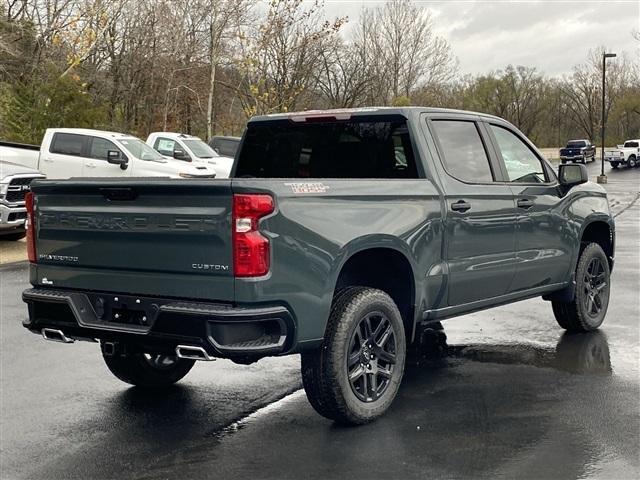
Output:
574,244,610,330
328,291,406,423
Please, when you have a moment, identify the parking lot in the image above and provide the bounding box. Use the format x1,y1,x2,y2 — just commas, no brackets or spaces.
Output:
1,161,639,479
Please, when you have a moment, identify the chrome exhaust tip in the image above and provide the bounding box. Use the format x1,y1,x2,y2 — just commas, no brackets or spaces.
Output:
175,345,215,361
41,328,75,344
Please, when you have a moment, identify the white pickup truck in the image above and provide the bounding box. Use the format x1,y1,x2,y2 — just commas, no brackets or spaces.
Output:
146,132,235,178
0,128,216,179
605,139,640,169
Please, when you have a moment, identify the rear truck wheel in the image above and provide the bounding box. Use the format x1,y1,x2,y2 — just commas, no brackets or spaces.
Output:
552,243,610,332
0,231,26,241
102,348,195,388
301,287,406,425
629,155,637,168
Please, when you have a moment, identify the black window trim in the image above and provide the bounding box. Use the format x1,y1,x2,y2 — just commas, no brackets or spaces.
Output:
483,121,558,186
50,132,90,158
426,116,501,186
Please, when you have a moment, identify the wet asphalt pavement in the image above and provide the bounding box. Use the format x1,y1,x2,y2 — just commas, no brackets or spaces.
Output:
1,162,638,479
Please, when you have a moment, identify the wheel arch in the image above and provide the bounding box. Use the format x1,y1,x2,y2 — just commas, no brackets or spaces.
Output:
330,239,419,343
580,219,615,271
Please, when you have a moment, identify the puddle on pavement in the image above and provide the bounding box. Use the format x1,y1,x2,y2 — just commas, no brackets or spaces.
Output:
410,328,612,376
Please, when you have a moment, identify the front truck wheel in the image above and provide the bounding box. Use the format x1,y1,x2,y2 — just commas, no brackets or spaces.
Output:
552,243,611,332
301,287,406,425
102,348,195,388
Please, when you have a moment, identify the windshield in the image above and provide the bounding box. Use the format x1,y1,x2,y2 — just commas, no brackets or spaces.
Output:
183,139,218,158
118,137,165,161
624,141,639,148
566,141,586,148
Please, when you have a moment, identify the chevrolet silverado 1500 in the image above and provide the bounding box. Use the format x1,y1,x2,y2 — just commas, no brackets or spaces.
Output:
22,107,615,424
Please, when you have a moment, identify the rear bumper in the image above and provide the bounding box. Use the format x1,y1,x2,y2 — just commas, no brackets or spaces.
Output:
22,288,296,359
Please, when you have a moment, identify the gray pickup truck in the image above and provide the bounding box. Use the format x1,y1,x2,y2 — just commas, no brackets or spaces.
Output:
22,108,614,424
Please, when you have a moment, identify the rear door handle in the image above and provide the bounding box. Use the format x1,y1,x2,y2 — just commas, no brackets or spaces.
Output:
517,198,534,209
451,200,471,212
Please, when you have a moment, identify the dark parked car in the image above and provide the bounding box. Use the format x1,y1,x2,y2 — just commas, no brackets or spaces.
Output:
22,108,614,425
559,139,596,164
208,135,241,158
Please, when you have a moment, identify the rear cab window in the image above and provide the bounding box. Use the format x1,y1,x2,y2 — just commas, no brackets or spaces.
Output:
234,115,419,179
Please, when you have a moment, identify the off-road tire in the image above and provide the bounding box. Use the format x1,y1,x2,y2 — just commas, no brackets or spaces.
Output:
301,287,406,425
103,350,195,388
552,243,610,332
629,155,637,168
0,231,26,241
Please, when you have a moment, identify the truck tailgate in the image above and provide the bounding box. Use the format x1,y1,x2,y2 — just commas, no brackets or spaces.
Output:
31,178,234,301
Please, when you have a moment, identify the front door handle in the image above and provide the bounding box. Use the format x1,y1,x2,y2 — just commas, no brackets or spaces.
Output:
517,198,534,209
451,200,471,212
85,162,96,169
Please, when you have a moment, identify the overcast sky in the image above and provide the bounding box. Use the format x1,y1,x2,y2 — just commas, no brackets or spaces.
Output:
323,0,639,77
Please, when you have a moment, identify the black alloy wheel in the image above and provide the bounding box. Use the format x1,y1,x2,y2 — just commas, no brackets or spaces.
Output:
347,311,397,402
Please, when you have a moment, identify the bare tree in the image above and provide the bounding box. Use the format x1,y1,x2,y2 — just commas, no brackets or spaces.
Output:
354,0,457,104
233,0,346,117
562,47,629,141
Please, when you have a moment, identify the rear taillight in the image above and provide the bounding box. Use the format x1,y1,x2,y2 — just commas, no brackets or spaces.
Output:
233,194,274,277
25,191,36,263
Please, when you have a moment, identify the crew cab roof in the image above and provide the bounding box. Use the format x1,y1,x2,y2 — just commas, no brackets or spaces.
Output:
46,128,134,139
248,106,506,124
148,132,204,140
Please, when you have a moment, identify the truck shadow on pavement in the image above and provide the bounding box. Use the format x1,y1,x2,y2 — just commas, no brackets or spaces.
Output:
34,330,635,480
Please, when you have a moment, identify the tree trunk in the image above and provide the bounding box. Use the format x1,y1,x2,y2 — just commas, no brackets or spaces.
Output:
207,61,216,140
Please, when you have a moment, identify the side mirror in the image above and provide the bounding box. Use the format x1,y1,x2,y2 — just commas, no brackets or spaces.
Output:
107,150,128,170
559,163,588,187
173,148,190,162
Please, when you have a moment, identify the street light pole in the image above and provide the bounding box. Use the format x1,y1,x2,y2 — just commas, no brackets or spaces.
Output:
598,52,617,184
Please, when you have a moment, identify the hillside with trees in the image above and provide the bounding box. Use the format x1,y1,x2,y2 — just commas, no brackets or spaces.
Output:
1,0,638,146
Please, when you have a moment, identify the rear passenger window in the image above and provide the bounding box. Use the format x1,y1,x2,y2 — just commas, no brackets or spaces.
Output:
50,133,85,156
431,120,493,183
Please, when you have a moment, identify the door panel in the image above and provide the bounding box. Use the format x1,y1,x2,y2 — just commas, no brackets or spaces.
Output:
445,188,518,304
508,184,569,290
84,136,130,177
428,118,517,306
486,123,570,291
